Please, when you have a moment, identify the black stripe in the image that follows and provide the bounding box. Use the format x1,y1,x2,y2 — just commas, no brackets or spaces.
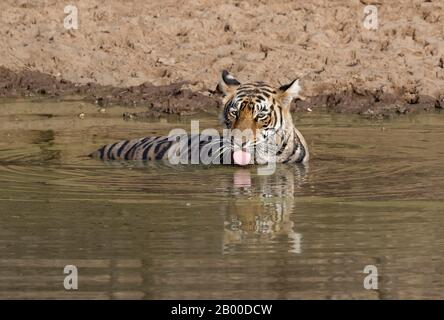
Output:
124,137,149,160
124,143,138,160
276,136,289,156
107,142,119,160
297,144,306,162
116,140,129,158
135,137,155,160
154,138,168,153
283,143,300,164
97,145,106,159
155,141,173,160
142,141,155,160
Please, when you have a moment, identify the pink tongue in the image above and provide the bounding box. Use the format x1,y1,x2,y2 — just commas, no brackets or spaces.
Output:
233,150,251,166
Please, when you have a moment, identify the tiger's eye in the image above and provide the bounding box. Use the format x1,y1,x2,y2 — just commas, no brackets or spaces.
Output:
257,112,267,118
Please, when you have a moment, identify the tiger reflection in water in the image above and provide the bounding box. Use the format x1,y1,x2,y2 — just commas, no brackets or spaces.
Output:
96,161,307,254
222,164,307,254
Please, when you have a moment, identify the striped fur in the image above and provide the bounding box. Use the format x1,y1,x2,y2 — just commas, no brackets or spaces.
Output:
90,70,309,164
90,134,231,163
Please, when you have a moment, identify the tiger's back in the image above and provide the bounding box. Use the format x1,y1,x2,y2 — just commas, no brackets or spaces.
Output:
90,136,173,161
90,133,230,163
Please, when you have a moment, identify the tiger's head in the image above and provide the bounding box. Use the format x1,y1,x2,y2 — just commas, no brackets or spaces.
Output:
217,70,302,164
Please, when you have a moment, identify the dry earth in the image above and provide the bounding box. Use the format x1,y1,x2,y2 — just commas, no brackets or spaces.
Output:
1,0,444,116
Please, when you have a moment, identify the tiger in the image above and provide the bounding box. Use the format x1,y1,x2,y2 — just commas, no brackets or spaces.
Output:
89,70,309,165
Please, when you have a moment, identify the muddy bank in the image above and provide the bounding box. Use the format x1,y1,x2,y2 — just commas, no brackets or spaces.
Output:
0,67,442,118
0,67,219,117
296,83,443,118
2,0,444,117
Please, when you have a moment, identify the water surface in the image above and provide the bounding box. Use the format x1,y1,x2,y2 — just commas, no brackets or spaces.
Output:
0,99,443,299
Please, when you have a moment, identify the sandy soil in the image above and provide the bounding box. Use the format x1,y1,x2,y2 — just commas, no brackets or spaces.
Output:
1,0,444,116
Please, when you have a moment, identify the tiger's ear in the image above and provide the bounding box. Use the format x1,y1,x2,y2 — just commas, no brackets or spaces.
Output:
217,70,240,96
278,79,301,107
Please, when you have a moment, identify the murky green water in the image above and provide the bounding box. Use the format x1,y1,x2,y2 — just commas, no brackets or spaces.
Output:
0,99,443,299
